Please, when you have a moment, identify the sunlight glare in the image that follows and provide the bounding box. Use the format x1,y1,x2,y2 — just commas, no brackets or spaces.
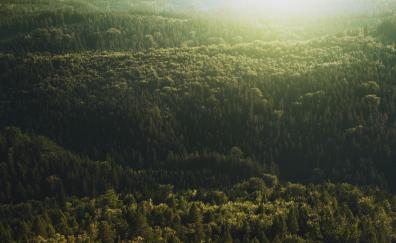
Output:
228,0,324,15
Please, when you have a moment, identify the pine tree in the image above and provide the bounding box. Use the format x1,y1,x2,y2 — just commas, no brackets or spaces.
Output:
188,204,204,242
17,220,31,240
287,207,299,234
222,229,233,243
194,220,205,242
273,235,282,243
0,223,13,242
271,214,287,237
188,204,202,224
241,221,251,242
257,232,270,243
33,216,47,236
98,221,114,243
132,212,151,238
360,218,378,243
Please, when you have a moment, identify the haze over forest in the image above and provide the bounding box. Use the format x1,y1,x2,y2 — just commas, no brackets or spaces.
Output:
1,0,396,242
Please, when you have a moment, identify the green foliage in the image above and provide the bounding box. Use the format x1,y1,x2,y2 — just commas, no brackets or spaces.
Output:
0,129,394,242
98,221,115,243
1,0,396,242
0,174,395,241
2,36,396,191
376,19,396,43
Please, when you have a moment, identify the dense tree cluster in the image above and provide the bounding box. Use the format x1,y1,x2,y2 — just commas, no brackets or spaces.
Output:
1,128,396,242
1,37,396,191
2,0,396,242
0,127,268,204
0,0,387,53
376,18,396,44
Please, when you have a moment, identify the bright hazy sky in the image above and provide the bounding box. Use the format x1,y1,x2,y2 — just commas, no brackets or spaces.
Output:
194,0,388,16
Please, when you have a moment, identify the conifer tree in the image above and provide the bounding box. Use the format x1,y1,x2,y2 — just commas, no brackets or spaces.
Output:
98,221,114,243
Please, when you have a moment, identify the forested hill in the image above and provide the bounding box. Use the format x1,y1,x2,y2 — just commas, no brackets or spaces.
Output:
1,127,396,242
2,37,396,191
0,0,395,53
1,0,396,242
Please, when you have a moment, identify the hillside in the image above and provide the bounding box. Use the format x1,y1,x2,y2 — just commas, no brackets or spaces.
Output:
1,128,396,242
1,0,396,242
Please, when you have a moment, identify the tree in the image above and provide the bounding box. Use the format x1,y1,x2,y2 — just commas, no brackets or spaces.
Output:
188,204,204,242
271,215,287,237
272,235,282,243
359,218,378,243
131,212,151,238
257,232,270,243
98,221,115,243
16,221,31,241
33,217,47,236
0,223,13,242
287,207,299,234
376,20,396,43
188,204,203,224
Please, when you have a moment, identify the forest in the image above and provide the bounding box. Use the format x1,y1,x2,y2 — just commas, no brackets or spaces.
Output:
1,0,396,242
